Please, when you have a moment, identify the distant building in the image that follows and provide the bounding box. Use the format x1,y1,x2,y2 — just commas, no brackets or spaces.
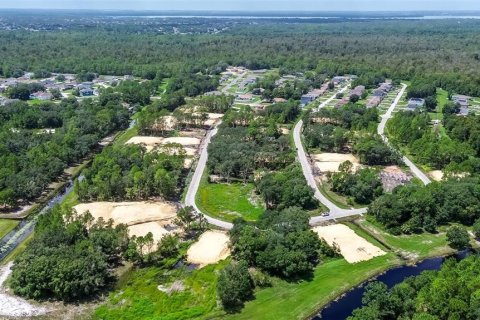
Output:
367,96,382,108
452,95,470,108
273,97,287,103
237,93,253,101
30,91,52,101
79,88,94,97
407,98,425,111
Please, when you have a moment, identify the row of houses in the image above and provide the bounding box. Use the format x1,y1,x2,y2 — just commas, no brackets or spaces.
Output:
335,85,366,108
300,83,330,106
366,81,394,108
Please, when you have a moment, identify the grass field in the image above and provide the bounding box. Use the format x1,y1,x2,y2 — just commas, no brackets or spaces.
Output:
197,175,264,222
224,254,400,320
94,261,227,320
318,182,366,210
356,218,453,260
0,219,19,239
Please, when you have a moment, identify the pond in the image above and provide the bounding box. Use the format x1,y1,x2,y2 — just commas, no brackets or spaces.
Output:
313,251,468,320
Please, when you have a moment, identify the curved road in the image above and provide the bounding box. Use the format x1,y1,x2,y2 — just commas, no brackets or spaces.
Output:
377,83,432,185
184,123,234,230
294,86,368,224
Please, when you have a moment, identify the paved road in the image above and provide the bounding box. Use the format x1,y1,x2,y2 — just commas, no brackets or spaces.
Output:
221,73,244,94
184,123,234,230
294,86,368,224
377,84,432,185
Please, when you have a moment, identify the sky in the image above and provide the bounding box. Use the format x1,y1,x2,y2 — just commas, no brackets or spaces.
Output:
0,0,479,12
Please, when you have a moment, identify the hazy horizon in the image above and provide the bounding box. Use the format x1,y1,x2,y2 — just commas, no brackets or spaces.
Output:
1,0,479,12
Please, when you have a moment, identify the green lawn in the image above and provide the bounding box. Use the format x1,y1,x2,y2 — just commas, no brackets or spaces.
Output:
0,219,19,239
114,126,139,146
197,176,264,222
224,254,400,320
356,219,453,260
94,261,227,320
436,88,449,111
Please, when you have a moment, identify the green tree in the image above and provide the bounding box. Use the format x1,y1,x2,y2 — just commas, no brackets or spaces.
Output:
217,260,253,310
446,226,470,250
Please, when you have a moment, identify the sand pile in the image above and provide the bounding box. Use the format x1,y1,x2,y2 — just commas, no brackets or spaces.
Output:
187,231,231,267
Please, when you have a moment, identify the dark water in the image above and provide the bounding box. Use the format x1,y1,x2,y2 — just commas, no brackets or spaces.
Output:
313,251,468,320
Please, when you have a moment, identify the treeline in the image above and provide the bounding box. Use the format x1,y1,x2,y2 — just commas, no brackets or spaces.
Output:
75,144,185,201
368,178,480,234
349,255,480,320
10,205,182,301
0,98,129,208
387,111,475,170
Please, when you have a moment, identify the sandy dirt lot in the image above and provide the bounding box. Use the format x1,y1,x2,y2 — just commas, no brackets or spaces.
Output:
313,224,386,263
0,262,49,317
128,221,171,244
126,136,164,151
187,231,231,267
313,153,361,173
178,128,207,139
74,201,177,226
429,170,444,181
162,137,201,146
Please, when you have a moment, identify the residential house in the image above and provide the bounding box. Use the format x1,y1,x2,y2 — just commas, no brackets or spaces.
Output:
407,98,425,111
452,95,470,108
30,91,53,101
273,97,287,103
237,93,253,101
80,88,95,97
366,96,382,108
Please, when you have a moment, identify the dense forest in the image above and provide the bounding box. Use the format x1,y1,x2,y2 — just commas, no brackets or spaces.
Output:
0,98,129,208
2,19,480,96
349,255,480,320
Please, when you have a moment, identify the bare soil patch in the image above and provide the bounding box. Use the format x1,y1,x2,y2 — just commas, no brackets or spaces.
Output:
187,231,231,267
126,136,164,151
313,224,386,263
74,201,177,226
313,153,361,173
429,170,444,181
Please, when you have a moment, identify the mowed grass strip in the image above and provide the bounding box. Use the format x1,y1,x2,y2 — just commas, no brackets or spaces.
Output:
225,254,400,320
0,219,20,239
197,177,264,222
357,219,453,260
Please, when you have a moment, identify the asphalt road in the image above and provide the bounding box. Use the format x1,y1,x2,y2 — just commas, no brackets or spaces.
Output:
377,83,432,186
293,86,368,224
184,123,234,230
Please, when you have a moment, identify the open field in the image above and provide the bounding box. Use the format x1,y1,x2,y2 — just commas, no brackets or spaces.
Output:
313,153,361,173
197,178,264,222
356,219,453,260
0,220,19,240
126,136,164,151
313,224,386,263
94,261,227,320
225,254,400,320
187,231,231,267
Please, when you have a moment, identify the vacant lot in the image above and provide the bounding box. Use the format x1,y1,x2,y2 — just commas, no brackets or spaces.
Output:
313,153,361,173
187,231,230,267
429,170,444,181
313,224,386,263
126,136,164,151
74,201,177,243
197,179,264,222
